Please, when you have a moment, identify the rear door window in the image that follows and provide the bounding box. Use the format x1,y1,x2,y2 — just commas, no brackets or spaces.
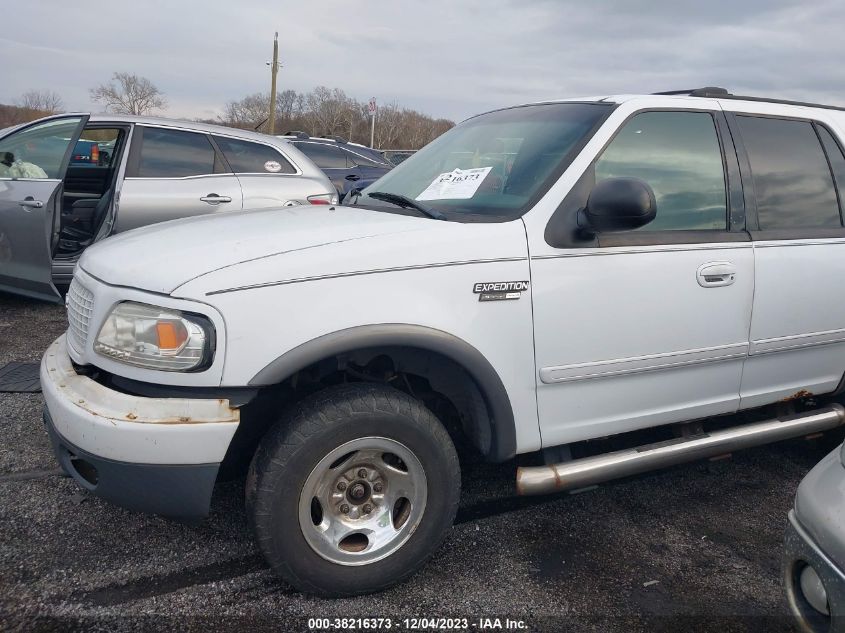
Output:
735,116,841,229
293,142,349,169
214,136,296,174
137,127,219,178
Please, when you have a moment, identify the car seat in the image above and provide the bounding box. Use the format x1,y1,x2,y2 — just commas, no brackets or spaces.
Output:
59,189,113,251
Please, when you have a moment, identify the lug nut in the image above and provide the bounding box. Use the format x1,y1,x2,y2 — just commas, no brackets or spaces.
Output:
363,504,372,514
340,504,350,514
357,468,368,479
373,482,383,493
337,481,347,491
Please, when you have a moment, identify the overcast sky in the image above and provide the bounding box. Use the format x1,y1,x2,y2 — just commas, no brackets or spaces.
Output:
3,0,843,123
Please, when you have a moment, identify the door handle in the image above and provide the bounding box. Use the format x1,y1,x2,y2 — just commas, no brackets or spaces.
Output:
19,197,44,209
345,174,361,181
697,261,737,287
200,194,232,204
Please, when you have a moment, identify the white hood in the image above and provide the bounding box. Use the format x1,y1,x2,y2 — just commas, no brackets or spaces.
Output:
79,205,527,297
79,206,427,294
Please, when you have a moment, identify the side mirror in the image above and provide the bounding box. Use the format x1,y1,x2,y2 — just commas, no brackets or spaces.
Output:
579,177,656,233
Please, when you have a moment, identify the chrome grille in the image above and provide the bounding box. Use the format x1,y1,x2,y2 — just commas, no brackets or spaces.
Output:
66,279,94,352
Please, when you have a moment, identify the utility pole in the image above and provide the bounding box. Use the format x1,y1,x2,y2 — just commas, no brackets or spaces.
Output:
267,32,279,135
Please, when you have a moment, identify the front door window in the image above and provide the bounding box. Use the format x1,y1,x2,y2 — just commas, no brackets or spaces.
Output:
594,111,728,231
0,117,86,179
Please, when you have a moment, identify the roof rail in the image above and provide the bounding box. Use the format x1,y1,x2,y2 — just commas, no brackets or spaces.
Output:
331,135,348,144
284,130,310,139
652,87,845,112
652,87,731,98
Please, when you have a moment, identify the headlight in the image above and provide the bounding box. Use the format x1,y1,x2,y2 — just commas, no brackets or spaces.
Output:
94,302,215,372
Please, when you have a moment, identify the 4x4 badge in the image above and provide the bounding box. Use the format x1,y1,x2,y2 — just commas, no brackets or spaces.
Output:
473,281,529,302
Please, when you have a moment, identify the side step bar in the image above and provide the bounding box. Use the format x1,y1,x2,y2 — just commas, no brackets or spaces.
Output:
516,403,845,496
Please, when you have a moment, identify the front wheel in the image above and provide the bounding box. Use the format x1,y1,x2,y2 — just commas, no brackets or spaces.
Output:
246,383,461,597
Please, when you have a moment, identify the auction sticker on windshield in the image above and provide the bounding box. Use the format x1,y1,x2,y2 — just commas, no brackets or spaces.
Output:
416,167,492,201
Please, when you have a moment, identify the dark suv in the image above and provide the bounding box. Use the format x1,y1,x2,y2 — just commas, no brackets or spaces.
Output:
279,133,392,198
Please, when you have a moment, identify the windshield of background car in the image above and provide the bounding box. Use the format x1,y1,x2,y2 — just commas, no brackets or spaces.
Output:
357,102,612,220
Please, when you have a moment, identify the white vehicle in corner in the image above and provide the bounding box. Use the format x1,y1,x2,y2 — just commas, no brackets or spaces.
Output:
41,87,845,596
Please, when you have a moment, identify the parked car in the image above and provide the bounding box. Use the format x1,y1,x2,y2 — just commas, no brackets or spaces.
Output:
0,114,336,302
278,132,392,198
69,138,118,167
69,139,102,166
40,87,845,598
784,441,845,631
382,149,416,165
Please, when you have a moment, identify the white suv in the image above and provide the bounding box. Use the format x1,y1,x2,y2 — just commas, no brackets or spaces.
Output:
40,87,845,596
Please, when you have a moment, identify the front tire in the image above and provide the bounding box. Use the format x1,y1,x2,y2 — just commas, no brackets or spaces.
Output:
246,383,461,597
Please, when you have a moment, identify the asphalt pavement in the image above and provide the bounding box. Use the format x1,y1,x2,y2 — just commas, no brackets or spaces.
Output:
0,292,829,632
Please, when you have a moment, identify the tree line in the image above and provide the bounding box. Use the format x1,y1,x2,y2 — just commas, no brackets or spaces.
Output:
222,87,454,149
3,73,455,150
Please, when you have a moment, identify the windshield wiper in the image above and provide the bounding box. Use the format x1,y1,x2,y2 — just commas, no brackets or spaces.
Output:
366,191,448,221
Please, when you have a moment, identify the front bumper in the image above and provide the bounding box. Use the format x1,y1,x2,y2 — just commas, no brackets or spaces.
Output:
41,335,240,517
785,511,845,632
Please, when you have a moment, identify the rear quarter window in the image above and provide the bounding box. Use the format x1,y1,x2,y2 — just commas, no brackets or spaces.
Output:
213,136,296,174
816,126,845,219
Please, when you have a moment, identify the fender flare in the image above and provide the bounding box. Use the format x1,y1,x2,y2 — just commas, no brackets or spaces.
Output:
248,324,517,461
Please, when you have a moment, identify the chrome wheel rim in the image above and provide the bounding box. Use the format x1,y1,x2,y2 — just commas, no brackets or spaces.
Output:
298,436,428,566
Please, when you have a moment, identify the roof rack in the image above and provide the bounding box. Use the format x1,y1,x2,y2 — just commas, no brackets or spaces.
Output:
652,87,845,112
284,130,310,139
652,87,731,98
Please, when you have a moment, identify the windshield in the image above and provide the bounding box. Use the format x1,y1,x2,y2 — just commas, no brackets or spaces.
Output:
356,102,612,220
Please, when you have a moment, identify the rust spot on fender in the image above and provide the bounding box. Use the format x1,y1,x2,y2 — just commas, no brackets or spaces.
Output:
781,390,813,402
126,413,137,420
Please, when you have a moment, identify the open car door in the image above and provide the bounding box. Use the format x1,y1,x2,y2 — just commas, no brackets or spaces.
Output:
0,114,89,302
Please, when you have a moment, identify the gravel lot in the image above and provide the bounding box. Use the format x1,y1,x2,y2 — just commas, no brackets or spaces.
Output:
0,291,833,632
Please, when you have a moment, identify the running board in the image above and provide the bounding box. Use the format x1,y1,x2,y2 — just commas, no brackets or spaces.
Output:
516,404,845,496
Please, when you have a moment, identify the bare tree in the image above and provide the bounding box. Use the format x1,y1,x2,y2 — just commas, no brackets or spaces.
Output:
90,72,167,115
15,90,64,114
276,89,301,121
307,86,355,137
373,102,404,149
223,92,271,129
219,86,454,149
223,90,307,133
